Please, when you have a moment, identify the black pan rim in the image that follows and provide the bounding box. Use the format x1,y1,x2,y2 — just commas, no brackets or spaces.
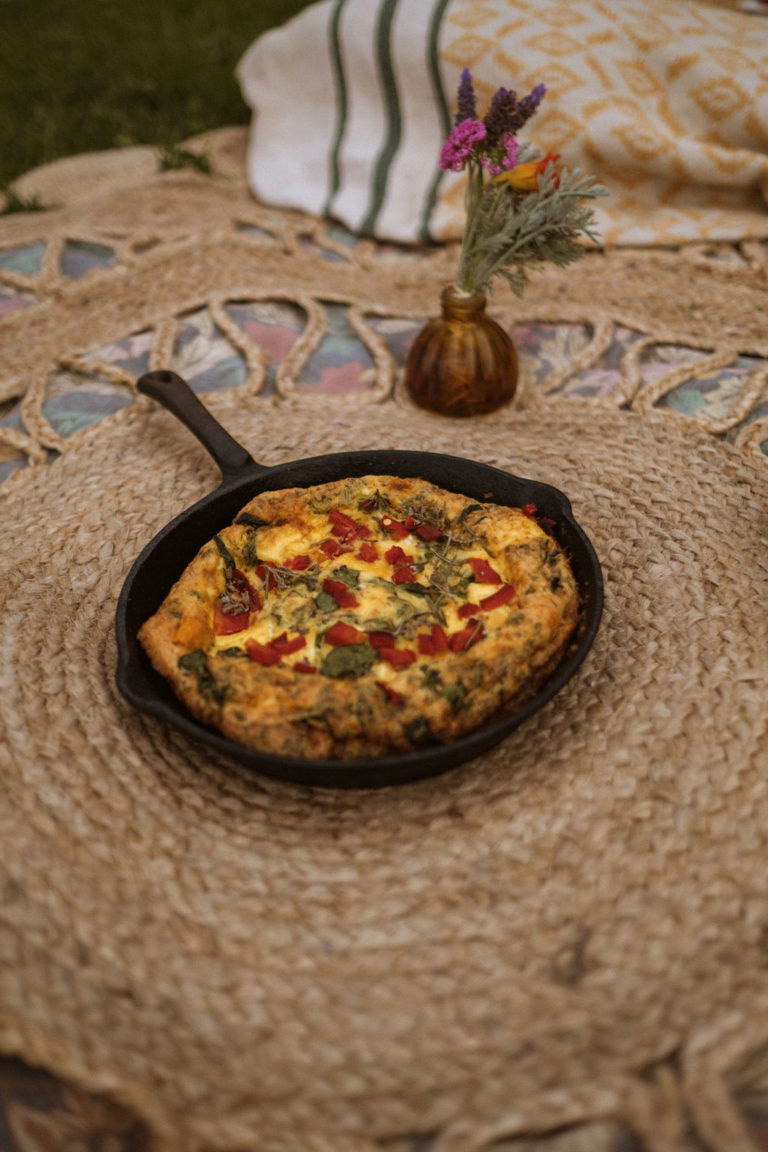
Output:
115,446,603,788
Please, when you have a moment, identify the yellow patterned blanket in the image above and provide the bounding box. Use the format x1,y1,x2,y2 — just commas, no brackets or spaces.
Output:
237,0,768,246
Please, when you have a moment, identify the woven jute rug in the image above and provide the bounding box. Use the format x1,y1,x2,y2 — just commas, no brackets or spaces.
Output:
1,386,768,1152
2,129,768,1151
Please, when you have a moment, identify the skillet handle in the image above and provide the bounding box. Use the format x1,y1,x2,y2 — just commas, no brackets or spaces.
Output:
136,370,260,480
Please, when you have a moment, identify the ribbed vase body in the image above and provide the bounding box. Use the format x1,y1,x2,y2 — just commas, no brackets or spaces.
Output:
404,287,518,417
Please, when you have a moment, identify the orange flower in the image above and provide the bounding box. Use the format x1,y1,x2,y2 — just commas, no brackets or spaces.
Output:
493,152,561,192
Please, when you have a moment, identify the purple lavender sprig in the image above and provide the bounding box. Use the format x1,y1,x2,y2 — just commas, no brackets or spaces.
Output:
454,67,478,124
436,68,608,297
483,83,547,145
440,71,547,178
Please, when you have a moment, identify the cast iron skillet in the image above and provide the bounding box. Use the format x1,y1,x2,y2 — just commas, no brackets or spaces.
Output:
115,370,603,788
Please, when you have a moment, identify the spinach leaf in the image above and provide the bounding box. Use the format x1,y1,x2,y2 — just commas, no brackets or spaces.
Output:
332,565,360,588
213,534,235,572
404,717,437,747
314,591,337,614
235,512,268,529
422,667,443,692
178,649,224,705
399,582,431,598
320,645,377,679
443,682,468,713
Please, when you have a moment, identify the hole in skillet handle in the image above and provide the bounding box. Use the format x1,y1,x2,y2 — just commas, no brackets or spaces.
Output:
116,372,604,788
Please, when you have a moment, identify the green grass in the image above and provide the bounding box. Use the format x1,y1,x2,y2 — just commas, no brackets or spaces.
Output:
0,0,316,190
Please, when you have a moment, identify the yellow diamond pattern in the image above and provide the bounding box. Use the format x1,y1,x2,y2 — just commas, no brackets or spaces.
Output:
691,78,749,122
431,0,768,247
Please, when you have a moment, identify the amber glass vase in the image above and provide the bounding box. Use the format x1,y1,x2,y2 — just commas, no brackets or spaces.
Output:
404,286,518,418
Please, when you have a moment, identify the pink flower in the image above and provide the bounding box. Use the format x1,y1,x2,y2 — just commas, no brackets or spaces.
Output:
439,118,487,172
484,132,521,177
502,133,520,170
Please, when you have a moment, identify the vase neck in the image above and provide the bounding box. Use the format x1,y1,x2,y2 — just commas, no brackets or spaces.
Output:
441,285,487,321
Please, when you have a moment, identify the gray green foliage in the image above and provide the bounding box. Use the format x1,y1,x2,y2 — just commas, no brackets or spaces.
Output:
458,158,609,297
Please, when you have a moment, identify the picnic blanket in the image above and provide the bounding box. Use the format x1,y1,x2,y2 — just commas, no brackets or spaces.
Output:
237,0,768,246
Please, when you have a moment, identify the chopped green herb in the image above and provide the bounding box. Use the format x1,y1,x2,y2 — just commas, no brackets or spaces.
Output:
242,538,259,568
404,717,437,747
320,645,377,679
422,667,443,692
235,513,268,529
443,682,468,713
399,582,431,598
332,565,360,588
457,503,486,520
213,534,235,571
178,649,224,704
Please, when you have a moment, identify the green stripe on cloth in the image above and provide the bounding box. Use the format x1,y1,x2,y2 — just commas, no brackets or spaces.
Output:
418,0,452,242
323,0,351,219
359,0,402,236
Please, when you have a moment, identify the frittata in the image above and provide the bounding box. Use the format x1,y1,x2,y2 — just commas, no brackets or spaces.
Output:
138,475,579,759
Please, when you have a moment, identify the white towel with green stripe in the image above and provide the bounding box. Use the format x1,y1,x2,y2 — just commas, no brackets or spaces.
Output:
236,0,768,248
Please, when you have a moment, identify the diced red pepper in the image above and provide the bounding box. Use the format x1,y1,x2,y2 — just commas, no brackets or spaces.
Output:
294,661,317,675
418,633,435,656
415,523,443,541
236,569,260,603
521,502,555,535
325,620,366,646
368,630,396,650
430,624,449,653
403,515,417,530
322,577,359,609
358,496,379,512
448,620,485,652
380,515,409,541
213,602,250,635
467,557,502,584
457,584,515,618
270,634,307,656
391,566,418,585
246,639,283,666
247,631,307,664
378,647,417,668
285,554,311,570
376,682,405,705
384,544,414,566
457,601,478,620
357,542,378,563
479,584,516,611
213,569,259,634
330,508,364,540
319,539,347,560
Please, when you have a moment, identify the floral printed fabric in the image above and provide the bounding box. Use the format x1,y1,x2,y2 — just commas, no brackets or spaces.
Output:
1,235,766,486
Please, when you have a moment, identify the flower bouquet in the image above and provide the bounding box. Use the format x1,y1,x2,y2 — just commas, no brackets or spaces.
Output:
404,69,608,417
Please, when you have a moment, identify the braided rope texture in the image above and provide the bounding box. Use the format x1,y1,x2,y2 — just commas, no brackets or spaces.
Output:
2,129,768,476
1,381,768,1150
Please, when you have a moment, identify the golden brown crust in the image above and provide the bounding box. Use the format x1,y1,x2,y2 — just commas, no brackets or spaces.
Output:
138,475,580,759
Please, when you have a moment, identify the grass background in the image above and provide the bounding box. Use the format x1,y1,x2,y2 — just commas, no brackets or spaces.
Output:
0,0,316,192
